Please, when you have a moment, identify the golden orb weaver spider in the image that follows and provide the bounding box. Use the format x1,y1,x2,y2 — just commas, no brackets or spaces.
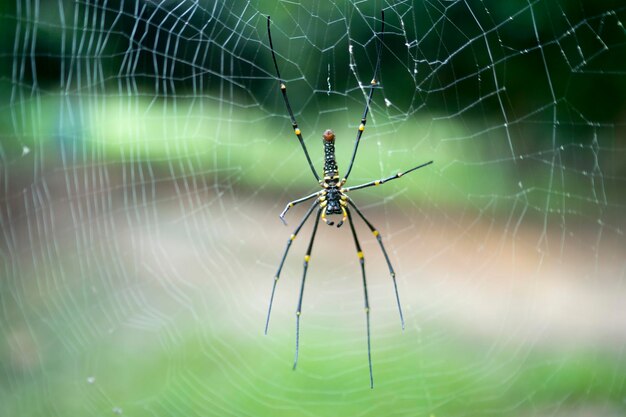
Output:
265,11,433,388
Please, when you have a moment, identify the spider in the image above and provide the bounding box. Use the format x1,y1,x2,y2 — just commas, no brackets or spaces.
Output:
265,11,433,388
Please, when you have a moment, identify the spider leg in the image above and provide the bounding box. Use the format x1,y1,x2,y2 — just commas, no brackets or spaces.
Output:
265,200,318,335
346,208,374,388
267,16,320,182
343,11,385,182
345,160,433,192
321,209,333,226
279,191,321,225
347,199,404,330
336,206,347,228
293,208,322,370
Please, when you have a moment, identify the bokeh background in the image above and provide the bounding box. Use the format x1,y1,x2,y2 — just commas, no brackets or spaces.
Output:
1,1,626,416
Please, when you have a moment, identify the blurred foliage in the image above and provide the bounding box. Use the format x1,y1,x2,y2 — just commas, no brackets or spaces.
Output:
3,306,626,416
2,0,625,123
1,0,624,207
0,94,608,220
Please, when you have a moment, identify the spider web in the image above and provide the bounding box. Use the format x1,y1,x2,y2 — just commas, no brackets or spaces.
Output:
2,0,626,415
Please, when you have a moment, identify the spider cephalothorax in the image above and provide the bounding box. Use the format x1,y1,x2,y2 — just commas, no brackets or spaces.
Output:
266,12,433,388
321,185,344,217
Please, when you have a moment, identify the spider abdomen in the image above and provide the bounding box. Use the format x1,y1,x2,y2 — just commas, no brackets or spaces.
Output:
322,129,338,178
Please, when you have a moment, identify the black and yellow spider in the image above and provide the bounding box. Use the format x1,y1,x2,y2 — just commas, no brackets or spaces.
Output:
265,11,433,388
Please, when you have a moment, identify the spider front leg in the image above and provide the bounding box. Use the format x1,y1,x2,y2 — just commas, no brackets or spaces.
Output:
294,208,322,370
279,191,321,225
267,16,320,182
345,160,433,192
343,10,385,182
265,201,318,334
346,208,374,388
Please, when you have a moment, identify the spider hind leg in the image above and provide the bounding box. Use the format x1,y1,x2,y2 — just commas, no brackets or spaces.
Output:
265,201,319,334
293,208,323,370
346,208,374,388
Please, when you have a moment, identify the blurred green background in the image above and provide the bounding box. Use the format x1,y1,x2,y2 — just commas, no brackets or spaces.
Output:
1,1,626,416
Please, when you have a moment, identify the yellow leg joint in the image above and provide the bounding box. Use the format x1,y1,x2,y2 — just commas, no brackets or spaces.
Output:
370,79,377,85
304,255,310,262
374,180,381,186
295,128,301,135
358,123,365,131
372,230,379,237
290,234,296,241
357,251,364,259
280,83,286,90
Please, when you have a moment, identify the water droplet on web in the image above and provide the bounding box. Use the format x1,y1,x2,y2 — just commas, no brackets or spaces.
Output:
86,376,96,384
112,407,123,414
384,98,391,107
22,146,30,156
